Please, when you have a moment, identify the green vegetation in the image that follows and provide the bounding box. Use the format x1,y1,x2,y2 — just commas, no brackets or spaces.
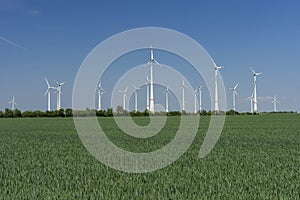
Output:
0,115,299,198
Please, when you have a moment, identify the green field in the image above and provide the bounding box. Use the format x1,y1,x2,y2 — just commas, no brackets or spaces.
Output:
0,115,300,199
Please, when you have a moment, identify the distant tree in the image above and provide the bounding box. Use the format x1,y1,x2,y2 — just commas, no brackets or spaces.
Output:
105,108,113,117
4,108,14,118
58,109,65,117
14,109,22,118
0,111,3,118
65,108,73,117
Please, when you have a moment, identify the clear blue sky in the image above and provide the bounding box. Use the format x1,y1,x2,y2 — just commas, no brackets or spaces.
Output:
0,0,299,112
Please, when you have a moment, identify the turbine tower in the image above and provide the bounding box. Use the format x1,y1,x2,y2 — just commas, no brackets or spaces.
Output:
198,86,204,112
96,81,105,111
133,85,140,113
119,87,128,111
250,67,262,113
194,89,198,114
272,95,279,112
248,93,254,114
165,86,170,113
181,80,188,112
145,73,150,111
145,46,159,113
8,97,17,110
55,81,65,110
214,65,224,114
44,78,55,111
229,82,239,112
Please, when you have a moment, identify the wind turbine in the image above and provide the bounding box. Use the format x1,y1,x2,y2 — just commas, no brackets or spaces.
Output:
44,78,55,111
198,86,204,113
8,97,17,110
214,65,224,114
145,46,159,113
133,85,140,113
165,86,170,113
96,81,105,111
272,95,279,112
248,93,254,114
145,73,150,111
55,80,65,110
250,67,262,113
229,82,239,112
181,80,188,112
119,86,128,111
194,89,198,114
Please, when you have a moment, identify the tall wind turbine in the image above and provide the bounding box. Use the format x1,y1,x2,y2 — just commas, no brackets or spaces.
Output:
272,95,279,112
250,67,262,113
165,86,170,113
248,93,254,114
145,73,150,111
96,81,105,111
214,65,224,114
198,86,204,112
181,80,188,112
55,81,65,110
133,85,140,113
119,87,128,111
8,97,17,110
229,82,239,112
145,46,159,113
44,78,55,111
194,89,198,114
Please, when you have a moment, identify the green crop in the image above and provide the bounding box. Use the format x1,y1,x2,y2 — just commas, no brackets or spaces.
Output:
0,115,299,199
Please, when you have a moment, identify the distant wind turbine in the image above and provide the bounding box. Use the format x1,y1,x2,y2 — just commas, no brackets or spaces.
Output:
119,87,128,111
214,65,224,114
250,67,262,113
248,93,254,114
96,81,105,111
229,82,239,112
8,97,17,110
55,80,65,110
133,85,140,113
198,86,204,112
181,80,188,112
145,73,150,111
272,95,279,112
145,46,159,113
165,86,170,113
44,78,55,111
194,89,198,114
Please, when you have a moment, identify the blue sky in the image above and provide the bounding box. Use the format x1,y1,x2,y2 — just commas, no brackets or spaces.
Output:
0,0,300,112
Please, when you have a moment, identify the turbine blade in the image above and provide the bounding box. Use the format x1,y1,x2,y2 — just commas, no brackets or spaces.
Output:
45,78,50,87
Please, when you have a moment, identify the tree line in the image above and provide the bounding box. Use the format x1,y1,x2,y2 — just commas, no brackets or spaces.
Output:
0,106,297,118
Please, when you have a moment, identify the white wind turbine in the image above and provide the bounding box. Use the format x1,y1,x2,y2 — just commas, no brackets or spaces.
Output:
229,82,239,112
198,85,204,112
181,80,188,112
96,81,105,111
250,67,262,113
214,65,224,114
119,86,128,111
44,78,55,111
272,95,279,112
55,80,65,110
248,93,254,113
194,89,198,114
133,84,140,113
145,73,150,111
8,97,17,110
145,46,159,113
165,86,170,113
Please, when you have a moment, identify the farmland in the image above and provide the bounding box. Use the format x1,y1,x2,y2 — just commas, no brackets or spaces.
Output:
0,114,299,199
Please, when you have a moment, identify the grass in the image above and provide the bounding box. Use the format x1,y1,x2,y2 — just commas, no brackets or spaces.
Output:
0,114,299,199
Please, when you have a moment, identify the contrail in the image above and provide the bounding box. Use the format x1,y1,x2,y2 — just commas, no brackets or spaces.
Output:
0,35,25,49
